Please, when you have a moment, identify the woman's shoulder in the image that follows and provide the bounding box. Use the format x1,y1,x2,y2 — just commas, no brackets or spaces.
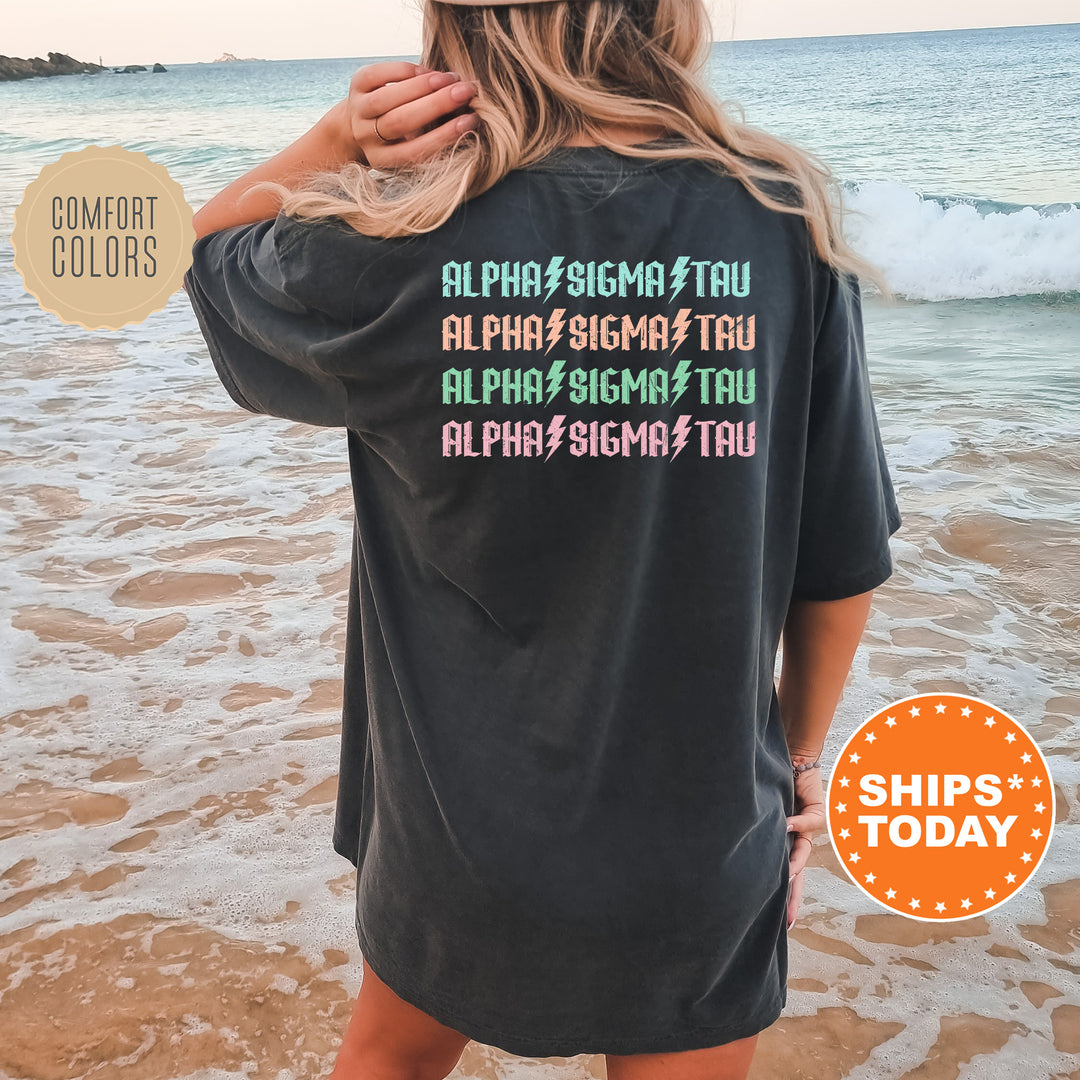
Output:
711,150,805,210
262,208,446,323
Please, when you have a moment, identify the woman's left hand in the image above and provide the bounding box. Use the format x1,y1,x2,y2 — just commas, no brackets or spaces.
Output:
785,765,826,931
190,60,479,241
343,60,480,169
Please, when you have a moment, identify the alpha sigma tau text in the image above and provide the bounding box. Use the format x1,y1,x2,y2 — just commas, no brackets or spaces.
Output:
442,258,750,300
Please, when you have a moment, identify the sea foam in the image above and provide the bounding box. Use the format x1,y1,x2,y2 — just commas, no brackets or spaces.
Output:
843,180,1080,301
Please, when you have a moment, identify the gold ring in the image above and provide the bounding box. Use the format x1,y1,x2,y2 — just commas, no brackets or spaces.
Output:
373,114,393,144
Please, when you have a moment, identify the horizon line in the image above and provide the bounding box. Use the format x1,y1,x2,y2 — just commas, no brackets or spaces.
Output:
25,18,1078,68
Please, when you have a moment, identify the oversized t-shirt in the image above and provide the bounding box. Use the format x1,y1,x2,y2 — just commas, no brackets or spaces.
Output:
183,137,903,1058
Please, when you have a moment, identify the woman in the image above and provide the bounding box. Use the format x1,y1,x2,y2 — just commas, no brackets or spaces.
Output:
183,1,902,1077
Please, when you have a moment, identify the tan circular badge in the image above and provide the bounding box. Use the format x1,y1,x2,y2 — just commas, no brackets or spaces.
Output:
11,144,195,330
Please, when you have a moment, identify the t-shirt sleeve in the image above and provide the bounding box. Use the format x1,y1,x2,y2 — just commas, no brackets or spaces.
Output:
790,263,903,601
183,213,349,428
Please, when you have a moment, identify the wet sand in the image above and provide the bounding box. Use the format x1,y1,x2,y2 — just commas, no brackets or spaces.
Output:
3,309,1080,1079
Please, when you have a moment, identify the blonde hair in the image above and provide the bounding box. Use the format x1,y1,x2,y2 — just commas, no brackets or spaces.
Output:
249,0,893,299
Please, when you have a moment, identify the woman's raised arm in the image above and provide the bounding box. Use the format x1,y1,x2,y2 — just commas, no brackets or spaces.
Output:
192,60,478,240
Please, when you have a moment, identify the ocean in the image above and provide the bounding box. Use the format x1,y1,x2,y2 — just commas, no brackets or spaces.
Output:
1,20,1078,1080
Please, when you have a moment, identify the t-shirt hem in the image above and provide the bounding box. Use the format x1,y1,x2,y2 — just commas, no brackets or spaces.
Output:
183,268,262,416
333,829,359,868
789,548,897,602
353,911,786,1057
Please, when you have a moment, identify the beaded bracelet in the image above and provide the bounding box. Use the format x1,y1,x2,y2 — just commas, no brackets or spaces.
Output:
792,759,822,779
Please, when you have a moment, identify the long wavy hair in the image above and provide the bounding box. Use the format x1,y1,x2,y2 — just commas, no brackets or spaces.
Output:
249,0,893,298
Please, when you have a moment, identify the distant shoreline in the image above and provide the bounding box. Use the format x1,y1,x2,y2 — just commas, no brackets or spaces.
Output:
0,51,168,82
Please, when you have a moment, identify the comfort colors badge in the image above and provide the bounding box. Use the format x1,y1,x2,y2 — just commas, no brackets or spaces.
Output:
11,144,195,330
826,692,1055,921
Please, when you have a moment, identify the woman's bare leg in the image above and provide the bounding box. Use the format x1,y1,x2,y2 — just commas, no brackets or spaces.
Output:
605,1033,760,1080
329,957,471,1080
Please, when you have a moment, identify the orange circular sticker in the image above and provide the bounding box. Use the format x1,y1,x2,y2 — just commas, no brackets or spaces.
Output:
826,693,1054,921
11,144,195,330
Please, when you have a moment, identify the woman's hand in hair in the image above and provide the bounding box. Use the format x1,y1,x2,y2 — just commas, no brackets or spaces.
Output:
340,60,479,169
189,63,477,239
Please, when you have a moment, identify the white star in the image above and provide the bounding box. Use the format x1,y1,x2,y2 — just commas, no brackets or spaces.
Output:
984,716,996,728
850,852,861,864
839,828,851,839
865,731,877,744
1005,731,1016,743
960,706,972,717
1008,773,1023,789
1031,828,1042,840
909,898,920,910
838,776,851,788
984,888,996,899
1021,852,1032,863
935,702,947,714
865,872,876,884
835,802,847,813
885,715,897,727
1021,752,1032,764
885,888,897,899
960,898,972,909
1031,777,1043,788
910,706,921,717
1034,802,1045,813
935,901,946,912
849,751,861,764
1005,873,1016,884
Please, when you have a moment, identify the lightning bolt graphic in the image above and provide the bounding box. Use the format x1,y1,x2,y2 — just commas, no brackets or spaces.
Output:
669,257,691,301
671,308,691,353
545,308,566,354
671,359,693,403
544,257,565,302
545,414,567,460
545,359,566,405
671,414,693,460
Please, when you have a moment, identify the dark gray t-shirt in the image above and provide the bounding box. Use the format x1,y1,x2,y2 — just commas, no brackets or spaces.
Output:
184,139,902,1057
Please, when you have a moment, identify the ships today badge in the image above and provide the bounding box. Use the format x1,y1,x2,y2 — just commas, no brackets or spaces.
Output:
826,693,1055,921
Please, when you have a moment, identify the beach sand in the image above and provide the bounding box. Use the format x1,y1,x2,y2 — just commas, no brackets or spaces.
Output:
3,311,1080,1080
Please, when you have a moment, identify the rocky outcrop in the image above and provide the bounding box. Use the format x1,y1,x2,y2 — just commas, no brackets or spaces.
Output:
0,51,104,81
212,52,262,62
0,52,166,81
